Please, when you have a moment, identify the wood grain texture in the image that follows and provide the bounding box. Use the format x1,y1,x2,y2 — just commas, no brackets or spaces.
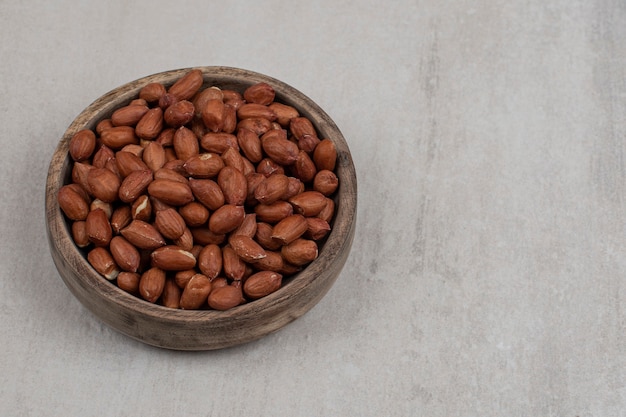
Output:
45,67,357,350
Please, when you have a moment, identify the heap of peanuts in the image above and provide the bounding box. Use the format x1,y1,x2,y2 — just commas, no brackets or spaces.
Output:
57,69,338,311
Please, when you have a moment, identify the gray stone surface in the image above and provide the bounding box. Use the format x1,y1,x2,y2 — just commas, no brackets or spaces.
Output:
1,1,624,415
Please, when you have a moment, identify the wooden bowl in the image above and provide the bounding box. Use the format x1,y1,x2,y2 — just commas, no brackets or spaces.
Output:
45,66,357,350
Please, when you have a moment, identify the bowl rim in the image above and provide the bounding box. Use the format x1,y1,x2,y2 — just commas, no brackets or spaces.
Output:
45,66,357,349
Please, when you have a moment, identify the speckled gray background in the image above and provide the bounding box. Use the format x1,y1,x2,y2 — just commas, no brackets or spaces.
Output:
1,1,624,416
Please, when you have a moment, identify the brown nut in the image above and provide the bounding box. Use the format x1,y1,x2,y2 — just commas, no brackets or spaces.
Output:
200,132,239,154
228,235,267,263
254,173,289,205
253,250,284,272
120,219,166,250
104,160,122,179
261,135,299,166
183,152,224,178
317,197,335,223
245,173,266,205
281,238,318,266
111,104,149,127
174,269,196,289
109,235,141,272
117,271,141,294
271,214,308,245
100,126,138,149
71,161,94,191
297,134,321,153
89,199,113,219
313,138,337,171
208,204,245,235
222,245,246,280
162,278,182,309
164,100,195,127
217,166,247,206
147,179,194,206
188,178,225,211
283,177,305,200
58,185,90,221
69,129,96,162
139,82,166,103
87,247,120,281
305,217,331,240
222,104,237,134
179,274,212,310
121,144,144,158
190,115,208,140
190,227,225,246
255,222,283,251
92,146,115,169
135,107,164,140
162,159,187,175
207,285,242,311
243,82,275,105
237,117,272,136
156,127,175,147
138,267,166,303
173,126,199,162
71,221,90,248
159,92,179,110
65,183,91,204
221,147,246,173
164,148,177,162
115,151,149,178
142,141,166,172
292,150,317,183
197,244,222,279
256,157,285,177
278,261,302,276
260,127,287,142
193,86,223,116
268,102,299,127
118,169,153,203
85,208,113,247
131,194,152,221
237,103,277,121
210,277,229,290
86,168,121,203
151,245,197,271
130,98,148,107
173,227,194,251
243,271,282,300
222,89,243,105
231,213,257,238
178,201,210,227
313,169,339,196
254,201,293,223
289,116,318,140
154,208,187,240
95,119,114,135
148,197,172,214
201,98,225,132
168,68,203,101
237,127,263,163
110,205,132,234
154,167,188,184
288,191,327,217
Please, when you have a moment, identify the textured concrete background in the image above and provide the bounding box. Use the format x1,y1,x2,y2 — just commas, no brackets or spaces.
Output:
1,1,625,416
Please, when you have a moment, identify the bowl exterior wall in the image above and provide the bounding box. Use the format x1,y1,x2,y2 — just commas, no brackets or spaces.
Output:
46,67,357,350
